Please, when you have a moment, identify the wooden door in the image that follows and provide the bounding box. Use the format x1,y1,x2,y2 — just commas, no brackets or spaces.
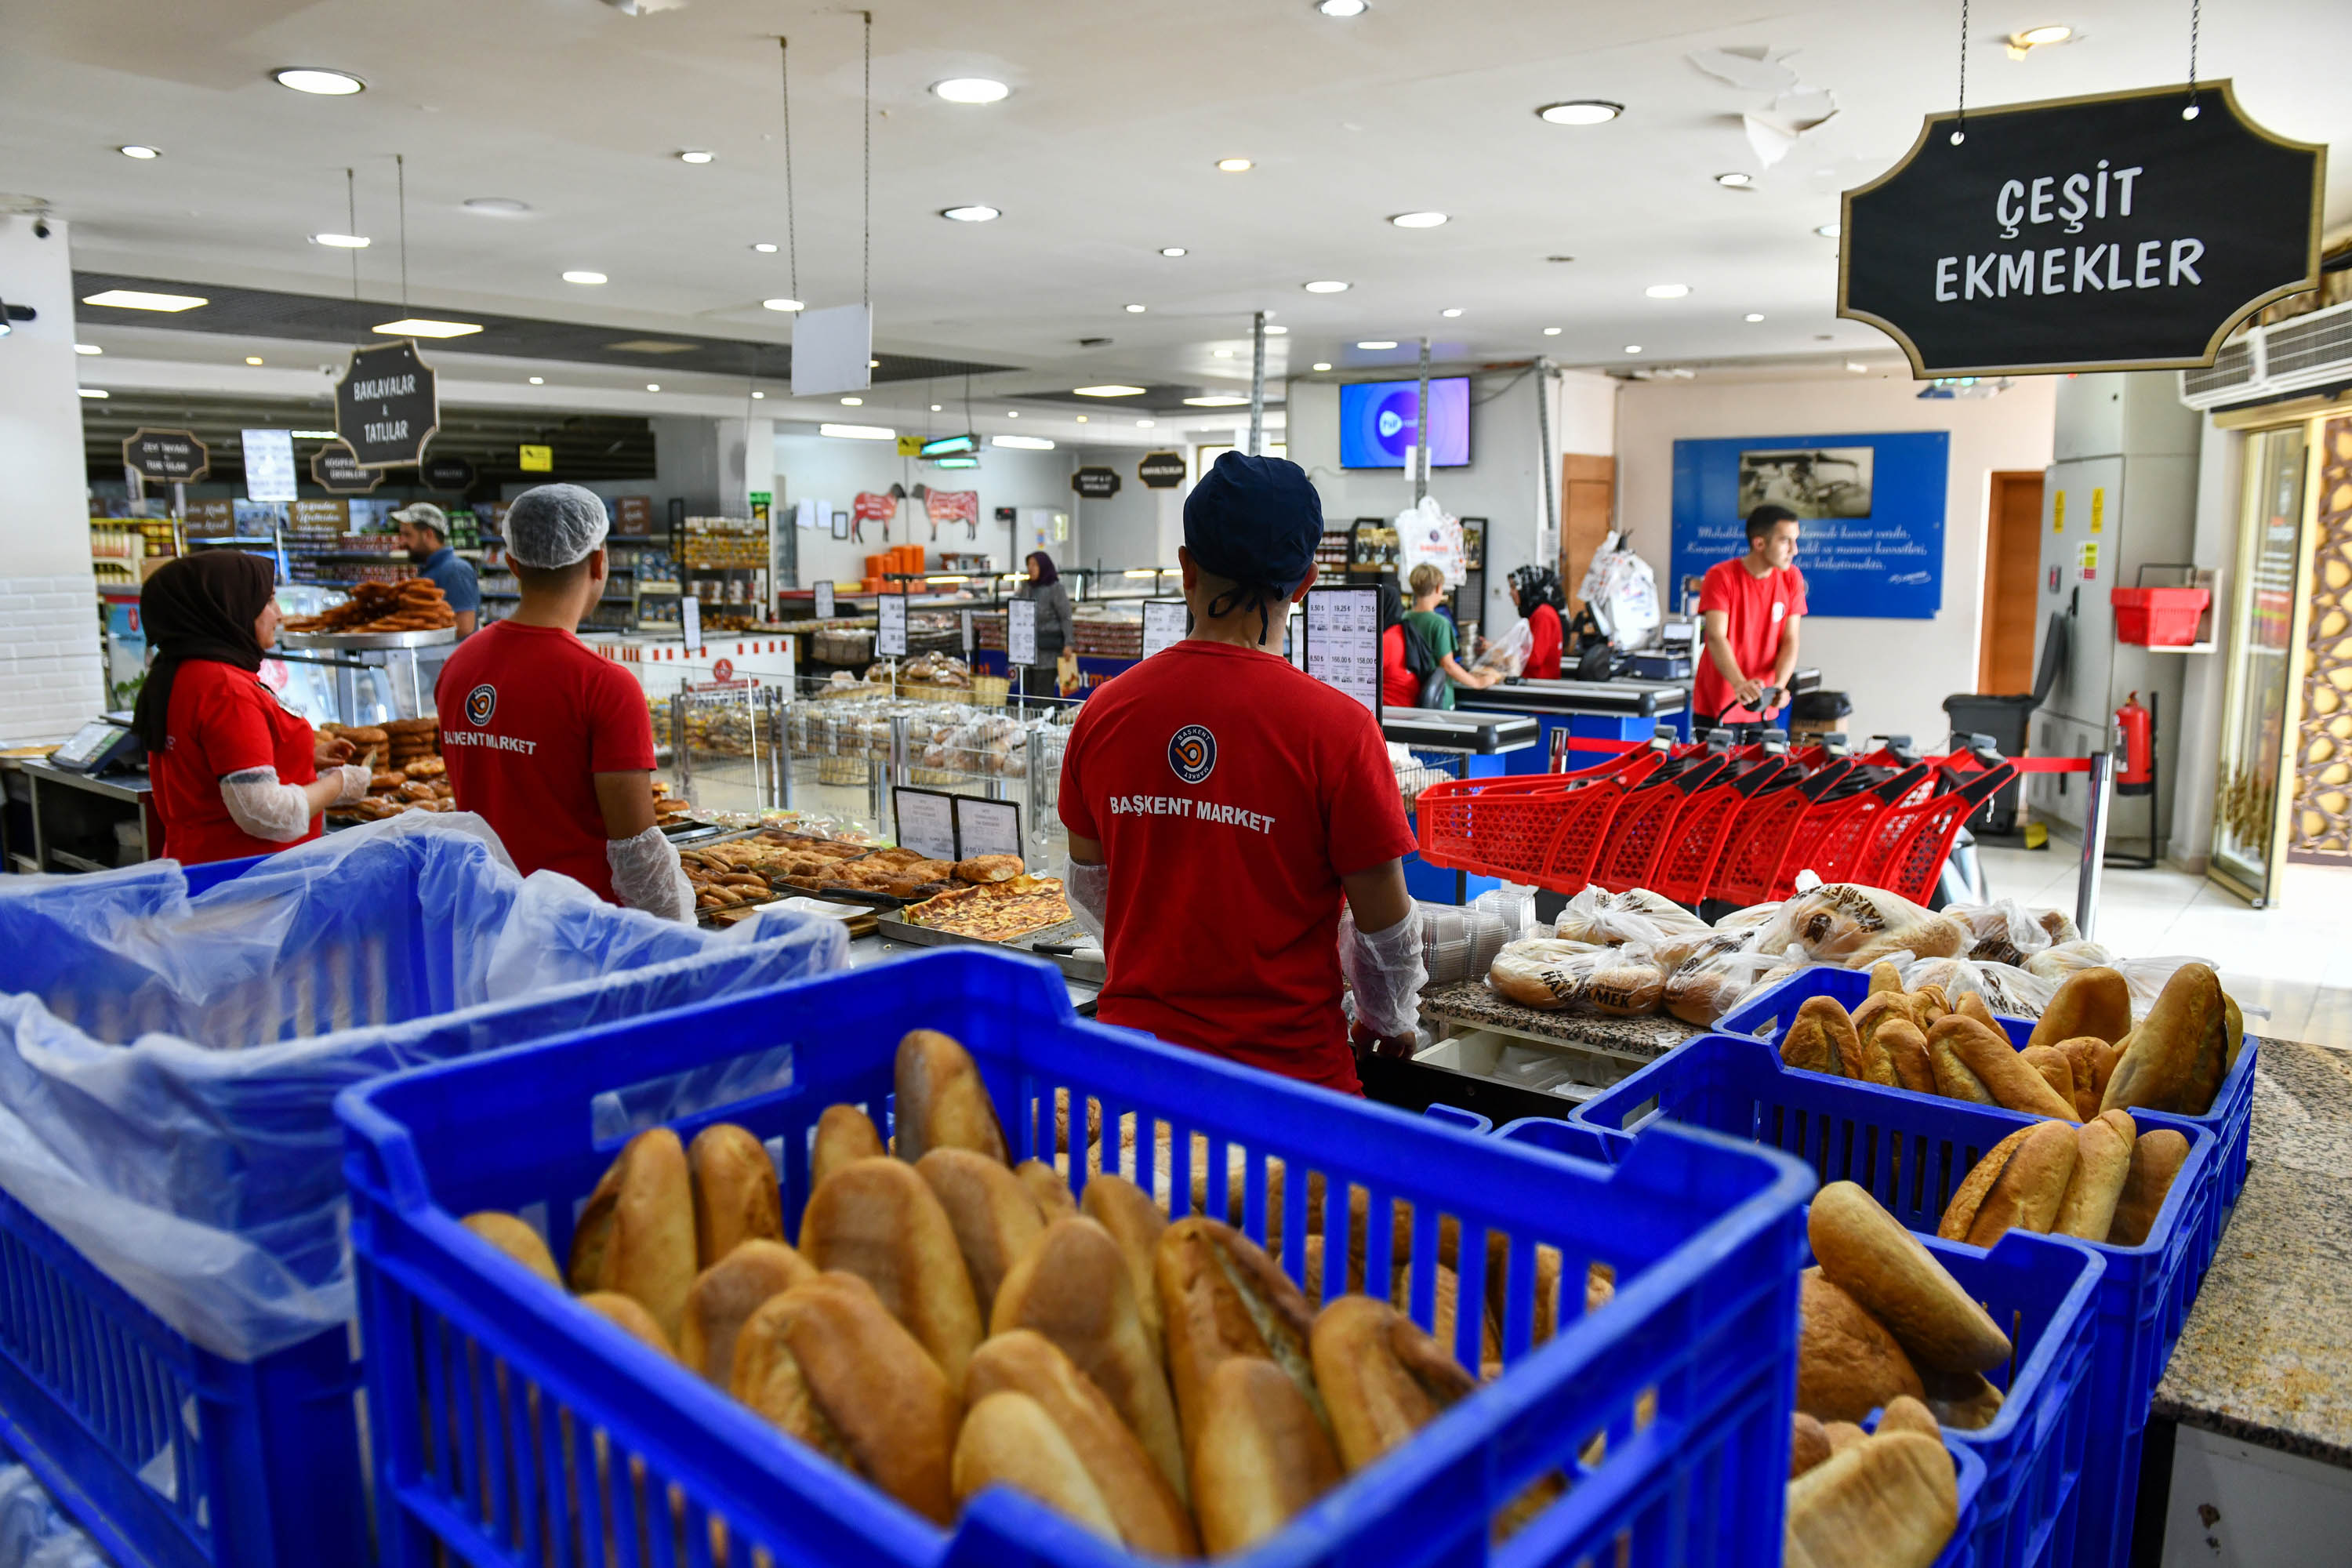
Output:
1561,453,1614,605
1978,471,2045,692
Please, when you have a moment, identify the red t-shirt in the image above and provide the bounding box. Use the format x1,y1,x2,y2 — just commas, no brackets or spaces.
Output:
152,659,323,866
1058,641,1416,1094
1381,624,1418,710
434,622,656,902
1694,557,1808,721
1524,602,1564,681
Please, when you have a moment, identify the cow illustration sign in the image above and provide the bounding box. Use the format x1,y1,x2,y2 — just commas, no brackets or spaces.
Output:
333,339,441,467
1840,82,2324,376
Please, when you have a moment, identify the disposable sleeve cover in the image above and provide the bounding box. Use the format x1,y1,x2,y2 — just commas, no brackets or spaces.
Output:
607,822,695,923
1063,851,1109,942
218,769,315,843
1338,902,1428,1040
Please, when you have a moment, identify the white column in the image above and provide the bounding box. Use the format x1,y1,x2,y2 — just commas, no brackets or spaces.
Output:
0,215,104,741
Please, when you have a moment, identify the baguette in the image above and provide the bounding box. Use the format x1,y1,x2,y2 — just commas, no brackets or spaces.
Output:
1926,1029,1999,1105
1808,1183,2008,1374
2051,1111,2136,1241
578,1290,677,1357
1879,1018,1936,1096
1080,1172,1170,1348
2107,1128,2191,1247
811,1104,886,1192
1823,1421,1868,1454
1791,1412,1833,1478
1933,1015,2080,1121
688,1123,782,1269
994,1217,1188,1504
1190,1358,1344,1557
895,1029,1010,1165
1016,1159,1080,1221
1158,1217,1324,1450
567,1128,698,1344
953,1392,1120,1541
799,1156,984,1388
678,1238,815,1386
2020,1045,2076,1113
1781,996,1857,1076
916,1148,1047,1319
463,1212,561,1285
1917,1364,2005,1432
2029,967,2133,1050
1942,1120,2077,1247
2101,963,2230,1117
1784,1431,1958,1568
1876,1395,1940,1440
1311,1294,1477,1474
1797,1269,1925,1424
2057,1036,2125,1121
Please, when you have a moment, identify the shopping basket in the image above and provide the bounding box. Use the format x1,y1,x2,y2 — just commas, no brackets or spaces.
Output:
1587,749,1733,894
338,948,1819,1568
1566,1025,2224,1568
1413,742,1665,890
1852,758,2018,905
1705,756,1858,909
0,821,846,1568
1651,753,1802,907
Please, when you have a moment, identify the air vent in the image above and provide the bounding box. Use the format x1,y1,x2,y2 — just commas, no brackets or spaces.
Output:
2179,299,2352,411
2180,338,2256,401
2262,310,2352,381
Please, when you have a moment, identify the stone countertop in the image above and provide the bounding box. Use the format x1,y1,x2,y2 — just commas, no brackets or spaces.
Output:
1417,979,1702,1062
2152,1038,2352,1468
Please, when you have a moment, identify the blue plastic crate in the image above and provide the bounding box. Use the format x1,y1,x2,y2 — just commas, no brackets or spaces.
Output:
1718,964,2257,1216
0,829,845,1568
1566,1033,2219,1568
337,949,1819,1568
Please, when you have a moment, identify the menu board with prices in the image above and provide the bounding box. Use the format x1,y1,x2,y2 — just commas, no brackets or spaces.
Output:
892,788,959,862
877,593,909,657
1142,600,1189,657
1304,586,1382,717
241,429,298,504
814,581,835,619
1007,597,1038,666
953,796,1022,861
681,593,703,655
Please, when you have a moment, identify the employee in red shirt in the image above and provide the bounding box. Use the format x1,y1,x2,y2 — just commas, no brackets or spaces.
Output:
1508,564,1567,681
134,554,371,866
1058,452,1428,1094
434,484,692,919
1695,504,1806,724
1377,583,1420,710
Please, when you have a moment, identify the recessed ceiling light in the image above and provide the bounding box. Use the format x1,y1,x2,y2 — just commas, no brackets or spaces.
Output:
994,434,1057,450
1160,246,1187,256
82,289,207,312
931,404,943,412
941,205,1001,223
118,144,161,160
74,343,102,355
841,397,863,406
677,150,715,165
562,270,608,285
289,429,340,440
1645,283,1690,299
1745,313,1766,323
1264,325,1288,335
931,78,1011,103
822,423,896,441
2013,24,2073,45
463,197,531,215
1356,339,1398,350
1542,327,1562,336
1390,211,1447,228
1216,158,1254,172
1624,344,1642,354
528,376,544,384
646,383,661,391
1213,348,1234,358
751,241,779,253
1124,303,1147,314
1076,415,1088,423
1816,223,1842,238
274,67,365,96
1440,308,1464,318
373,318,481,337
1846,361,1870,372
868,358,880,368
1006,410,1019,417
763,297,805,312
1537,100,1621,125
309,232,370,249
1715,172,1753,187
1074,385,1148,397
245,356,264,365
78,388,108,399
1303,280,1349,293
1184,395,1249,407
1136,419,1155,428
1311,361,1332,372
1316,0,1368,15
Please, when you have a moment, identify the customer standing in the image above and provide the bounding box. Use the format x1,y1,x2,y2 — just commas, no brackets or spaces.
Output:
1695,504,1806,725
134,553,369,865
434,484,692,920
1402,562,1500,709
1013,550,1075,699
1509,564,1567,681
393,502,481,638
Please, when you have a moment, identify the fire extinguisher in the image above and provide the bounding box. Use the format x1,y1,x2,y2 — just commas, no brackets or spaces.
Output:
2114,692,2154,797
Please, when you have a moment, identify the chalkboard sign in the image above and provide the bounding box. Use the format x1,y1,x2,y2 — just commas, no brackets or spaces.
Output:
335,339,441,467
1841,81,2324,376
122,427,208,484
310,442,382,494
1670,432,1949,621
1071,467,1122,499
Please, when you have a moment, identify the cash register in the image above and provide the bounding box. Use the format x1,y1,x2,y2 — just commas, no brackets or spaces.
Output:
47,713,145,777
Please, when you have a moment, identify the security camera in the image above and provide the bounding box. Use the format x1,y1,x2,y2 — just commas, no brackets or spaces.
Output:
31,220,49,240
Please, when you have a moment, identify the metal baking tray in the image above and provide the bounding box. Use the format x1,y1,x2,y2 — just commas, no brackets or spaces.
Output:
281,627,458,651
873,910,1105,985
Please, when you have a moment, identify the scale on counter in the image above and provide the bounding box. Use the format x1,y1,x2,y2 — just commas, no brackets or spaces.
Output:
49,713,144,776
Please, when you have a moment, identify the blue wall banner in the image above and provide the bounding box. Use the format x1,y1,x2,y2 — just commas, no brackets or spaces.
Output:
1669,430,1950,620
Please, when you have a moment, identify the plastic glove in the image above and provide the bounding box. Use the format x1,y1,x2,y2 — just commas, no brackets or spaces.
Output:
1063,851,1109,942
332,764,370,807
606,822,694,923
1338,902,1428,1040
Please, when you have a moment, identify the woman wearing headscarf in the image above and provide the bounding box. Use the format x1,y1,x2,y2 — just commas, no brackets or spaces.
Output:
1377,580,1421,710
133,553,370,865
1012,550,1076,699
1509,564,1568,681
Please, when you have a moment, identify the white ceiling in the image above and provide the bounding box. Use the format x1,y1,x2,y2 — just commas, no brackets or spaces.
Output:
6,0,2349,446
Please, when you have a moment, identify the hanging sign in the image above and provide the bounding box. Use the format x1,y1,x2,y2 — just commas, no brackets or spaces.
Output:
122,427,209,484
422,455,476,491
310,441,383,494
242,428,298,503
1138,452,1188,489
814,581,836,619
519,444,554,472
1840,81,2325,376
333,339,441,467
1071,466,1122,499
896,436,924,457
877,593,909,657
681,593,703,655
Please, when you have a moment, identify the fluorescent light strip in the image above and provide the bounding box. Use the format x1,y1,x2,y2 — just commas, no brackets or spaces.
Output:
82,289,207,312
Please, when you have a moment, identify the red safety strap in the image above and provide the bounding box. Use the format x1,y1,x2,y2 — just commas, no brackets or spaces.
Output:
1558,737,2095,771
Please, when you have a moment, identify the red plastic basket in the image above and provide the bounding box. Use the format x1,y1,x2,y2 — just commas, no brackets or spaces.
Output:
2111,586,2209,647
1706,760,1856,908
1413,749,1663,886
1590,753,1733,892
1856,759,2019,903
1653,757,1802,906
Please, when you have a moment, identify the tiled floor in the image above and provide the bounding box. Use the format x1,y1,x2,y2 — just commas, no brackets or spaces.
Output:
1976,840,2352,1049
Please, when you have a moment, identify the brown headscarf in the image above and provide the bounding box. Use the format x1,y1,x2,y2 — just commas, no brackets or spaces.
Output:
130,552,275,752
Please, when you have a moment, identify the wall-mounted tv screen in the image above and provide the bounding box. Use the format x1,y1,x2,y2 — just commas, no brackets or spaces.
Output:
1338,376,1470,469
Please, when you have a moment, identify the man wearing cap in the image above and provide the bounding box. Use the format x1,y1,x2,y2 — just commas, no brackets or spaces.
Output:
433,483,692,920
394,502,481,638
1058,452,1428,1094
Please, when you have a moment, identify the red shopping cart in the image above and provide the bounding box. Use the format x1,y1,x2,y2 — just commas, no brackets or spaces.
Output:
1651,751,1806,906
1588,748,1739,894
1412,742,1668,888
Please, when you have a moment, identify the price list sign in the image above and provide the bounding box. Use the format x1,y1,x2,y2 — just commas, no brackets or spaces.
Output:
1007,597,1038,667
953,797,1022,860
1142,600,1189,658
892,787,958,861
1304,586,1383,717
814,581,835,619
877,593,909,657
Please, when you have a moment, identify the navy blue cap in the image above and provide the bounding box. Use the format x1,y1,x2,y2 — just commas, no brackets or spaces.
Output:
1183,451,1323,593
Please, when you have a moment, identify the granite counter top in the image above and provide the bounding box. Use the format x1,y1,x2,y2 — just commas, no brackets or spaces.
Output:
1418,979,1702,1062
2152,1039,2352,1468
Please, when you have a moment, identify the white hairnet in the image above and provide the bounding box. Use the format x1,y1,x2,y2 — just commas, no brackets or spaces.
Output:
503,483,611,568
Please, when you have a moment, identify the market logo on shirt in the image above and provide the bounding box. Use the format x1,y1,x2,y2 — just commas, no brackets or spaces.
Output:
463,683,498,727
1167,724,1216,785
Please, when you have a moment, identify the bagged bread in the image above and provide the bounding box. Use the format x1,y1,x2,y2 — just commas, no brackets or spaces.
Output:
1900,954,2054,1020
1940,900,2054,967
1754,885,1969,967
1661,929,1778,1026
2023,939,2115,983
1550,886,1708,946
1487,938,1665,1015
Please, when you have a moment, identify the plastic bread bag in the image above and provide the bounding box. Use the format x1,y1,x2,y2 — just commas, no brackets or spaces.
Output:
2031,906,2081,946
1487,938,1666,1015
1900,953,2056,1019
2022,938,2117,982
1471,617,1533,677
1661,927,1788,1026
1940,900,2056,967
1751,883,1969,967
2115,953,2238,1021
1712,900,1783,931
1552,885,1708,946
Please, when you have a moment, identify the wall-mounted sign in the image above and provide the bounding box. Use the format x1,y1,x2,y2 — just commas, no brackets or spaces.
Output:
1071,466,1123,499
519,444,554,473
896,436,924,457
615,495,653,535
854,492,897,522
1303,586,1382,717
1142,599,1189,657
1840,81,2325,376
422,455,476,491
122,427,209,484
334,339,441,466
242,428,298,503
1138,452,1188,489
310,441,383,494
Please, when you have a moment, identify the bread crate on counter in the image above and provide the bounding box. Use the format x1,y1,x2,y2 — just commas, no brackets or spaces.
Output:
336,949,1828,1568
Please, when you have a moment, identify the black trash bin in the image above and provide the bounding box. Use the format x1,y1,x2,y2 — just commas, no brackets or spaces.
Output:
1942,614,2070,835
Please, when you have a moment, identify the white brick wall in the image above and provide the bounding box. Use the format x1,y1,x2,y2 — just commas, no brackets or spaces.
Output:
0,574,107,743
